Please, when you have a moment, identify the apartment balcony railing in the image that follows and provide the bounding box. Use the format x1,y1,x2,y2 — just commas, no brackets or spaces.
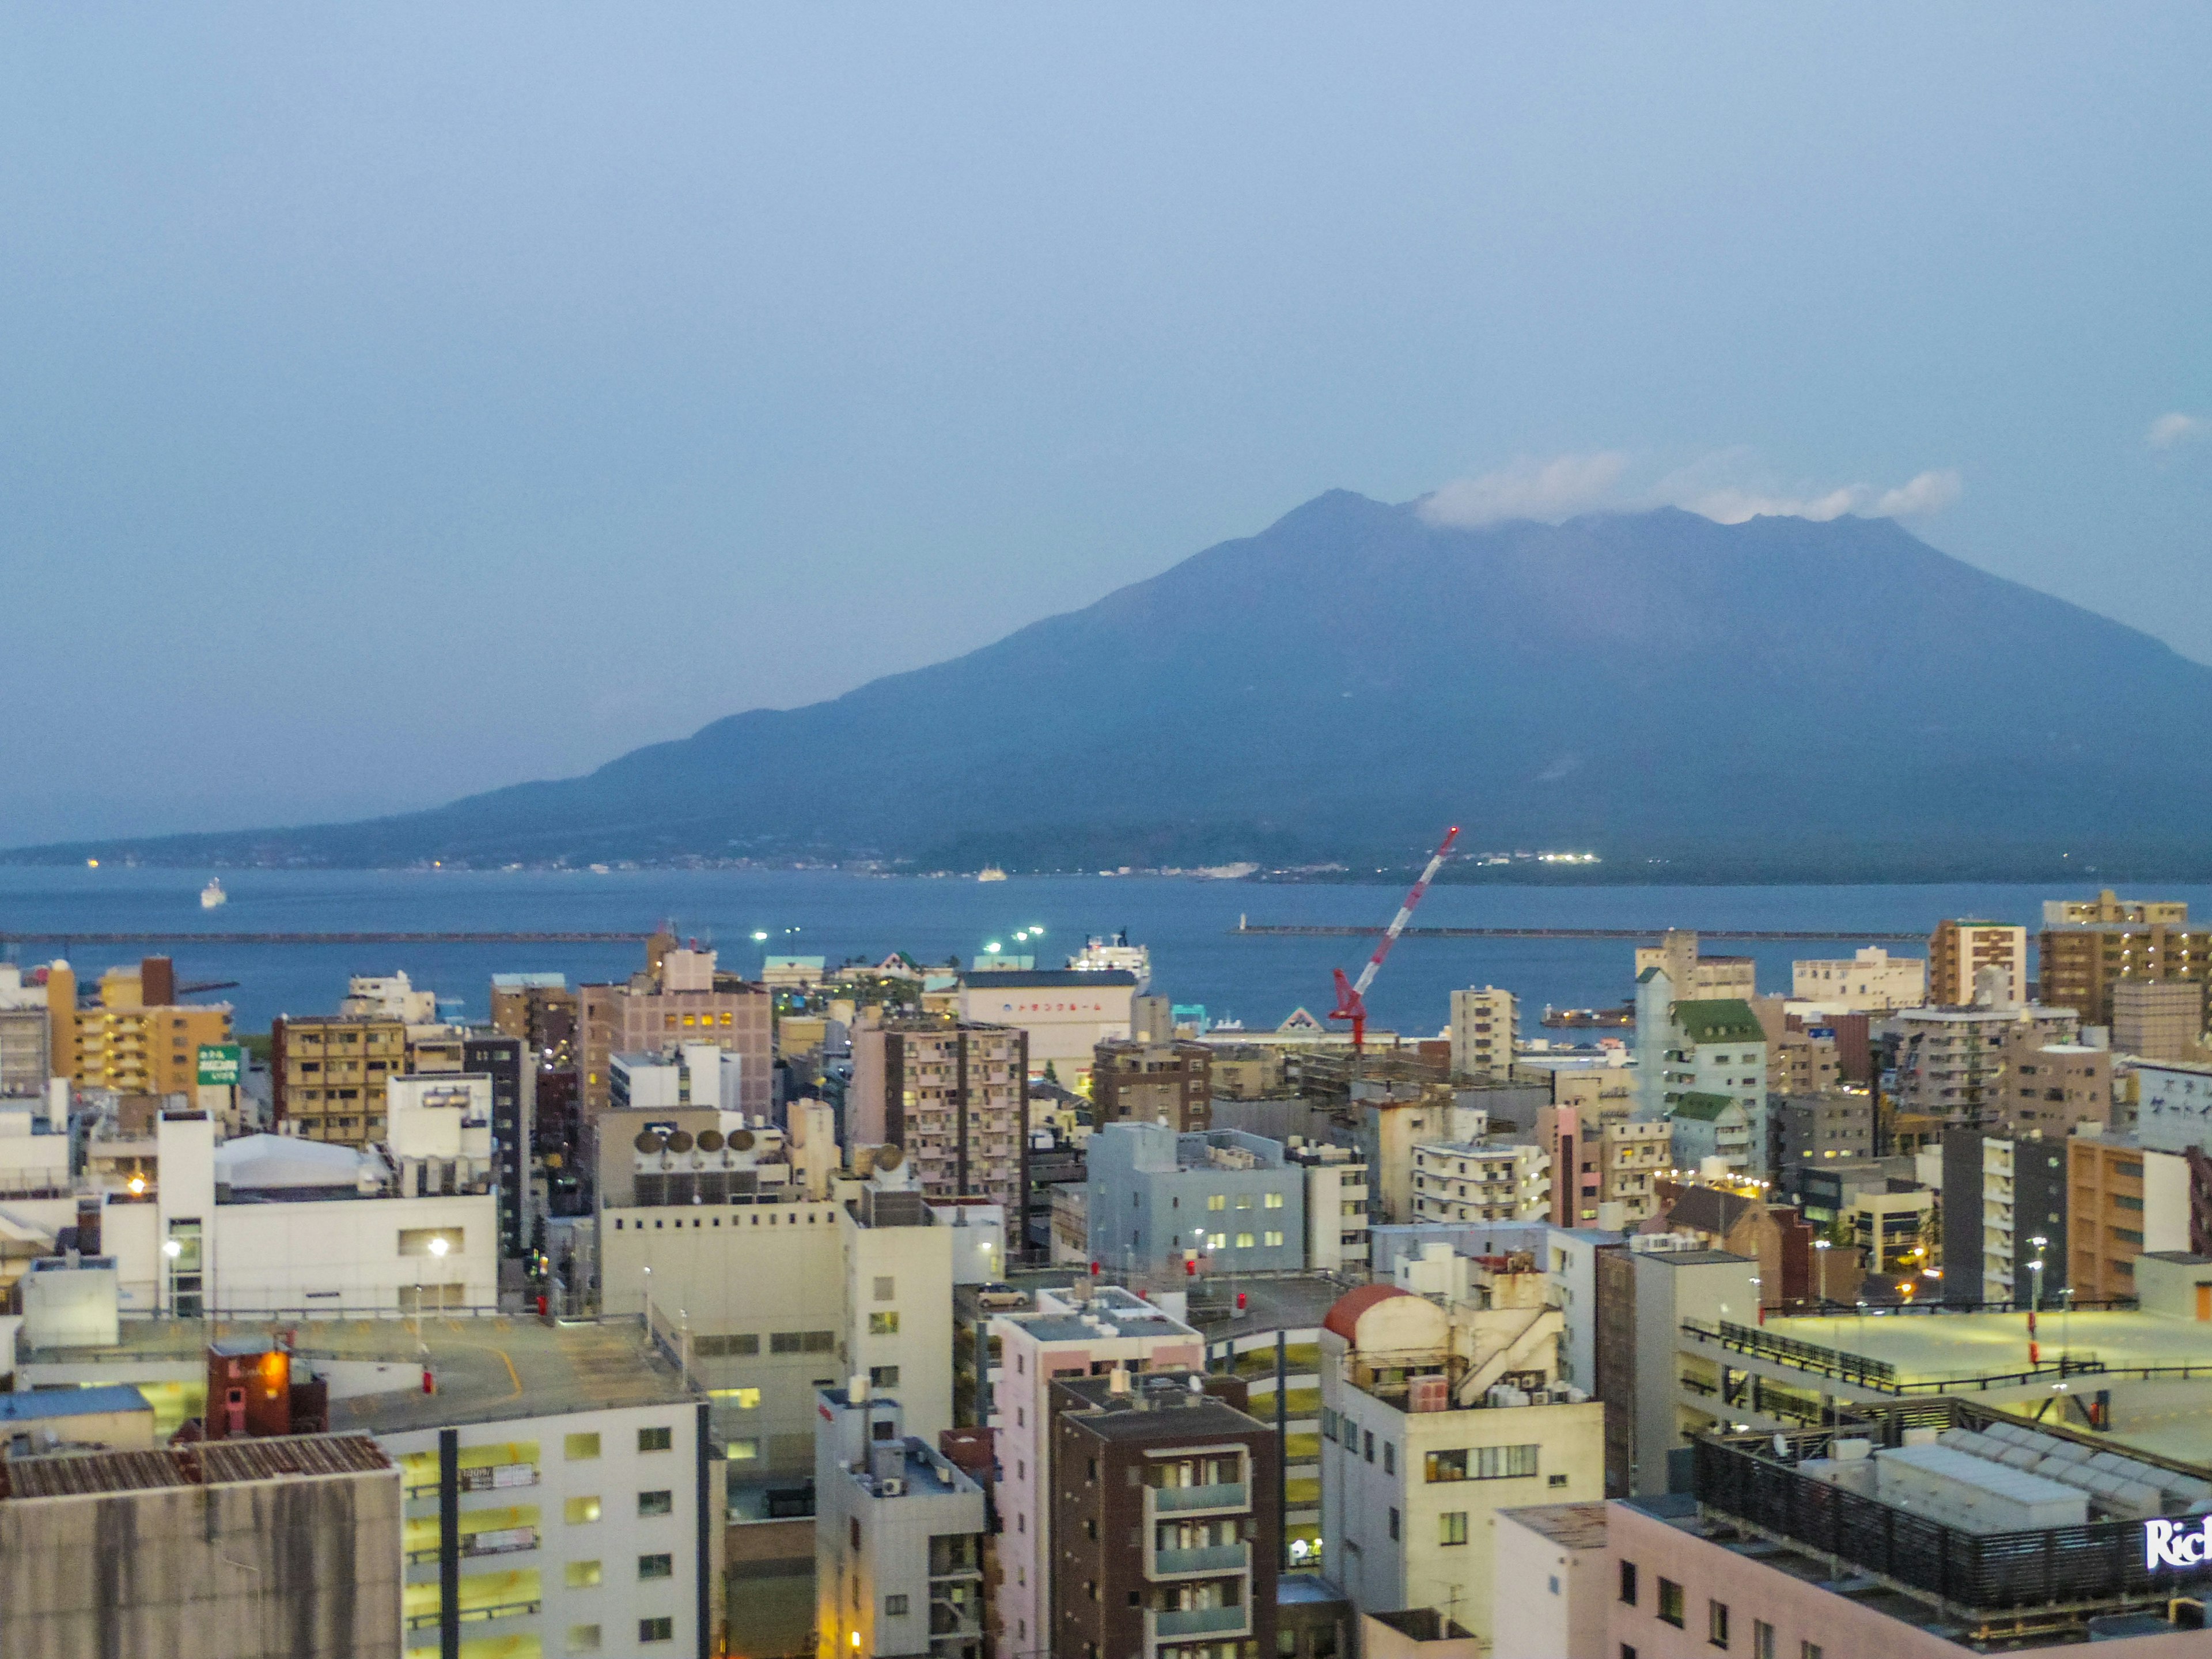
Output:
1147,1482,1248,1517
1149,1543,1249,1579
1147,1604,1249,1642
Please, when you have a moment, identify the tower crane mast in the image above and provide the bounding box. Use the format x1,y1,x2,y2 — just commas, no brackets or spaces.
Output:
1328,825,1460,1051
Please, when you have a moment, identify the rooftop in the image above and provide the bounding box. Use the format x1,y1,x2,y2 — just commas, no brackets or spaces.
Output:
21,1315,696,1434
963,969,1138,989
999,1286,1200,1346
1054,1376,1269,1444
1497,1500,1609,1551
0,1433,390,1501
0,1384,152,1423
1673,999,1764,1044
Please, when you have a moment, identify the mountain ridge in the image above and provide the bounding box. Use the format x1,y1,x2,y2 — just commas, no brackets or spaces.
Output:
14,492,2212,881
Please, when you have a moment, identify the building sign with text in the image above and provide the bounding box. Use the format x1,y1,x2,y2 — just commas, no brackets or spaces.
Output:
196,1044,242,1087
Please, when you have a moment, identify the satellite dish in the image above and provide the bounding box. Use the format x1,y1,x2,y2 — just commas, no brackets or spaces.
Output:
665,1130,694,1154
730,1129,755,1152
697,1130,724,1152
633,1130,664,1153
875,1144,904,1171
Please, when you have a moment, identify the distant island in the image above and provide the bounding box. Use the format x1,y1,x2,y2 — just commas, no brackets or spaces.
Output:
13,492,2212,883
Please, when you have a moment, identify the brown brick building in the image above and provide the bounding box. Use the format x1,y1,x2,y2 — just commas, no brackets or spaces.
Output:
576,945,772,1120
1050,1369,1278,1659
1092,1039,1214,1132
2036,910,2212,1030
849,1019,1029,1211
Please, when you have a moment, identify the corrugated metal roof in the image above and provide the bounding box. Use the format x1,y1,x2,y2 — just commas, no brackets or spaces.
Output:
0,1433,390,1501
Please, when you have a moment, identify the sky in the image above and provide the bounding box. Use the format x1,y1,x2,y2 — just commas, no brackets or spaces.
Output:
2,6,2208,845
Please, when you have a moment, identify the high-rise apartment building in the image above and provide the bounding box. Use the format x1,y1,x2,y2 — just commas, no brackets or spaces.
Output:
0,965,51,1097
1988,1029,2109,1138
989,1286,1206,1659
1891,986,2077,1128
1409,1139,1550,1223
1940,1129,2068,1308
69,959,232,1097
271,1014,410,1143
464,1032,533,1259
491,972,579,1069
849,1020,1028,1211
1632,971,1768,1147
1448,986,1517,1081
578,945,772,1120
1927,919,2028,1007
2036,892,2212,1028
1048,1369,1279,1659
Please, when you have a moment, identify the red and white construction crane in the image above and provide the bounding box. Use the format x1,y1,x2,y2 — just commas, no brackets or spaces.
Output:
1328,825,1460,1051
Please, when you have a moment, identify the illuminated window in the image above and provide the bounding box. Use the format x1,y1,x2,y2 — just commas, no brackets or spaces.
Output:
566,1560,603,1588
565,1497,602,1525
565,1434,601,1460
869,1312,900,1335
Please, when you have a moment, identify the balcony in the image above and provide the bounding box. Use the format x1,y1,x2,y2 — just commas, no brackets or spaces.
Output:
1150,1542,1249,1579
1147,1481,1248,1516
1148,1604,1250,1642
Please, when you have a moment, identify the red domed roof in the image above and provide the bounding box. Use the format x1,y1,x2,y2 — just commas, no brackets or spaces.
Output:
1322,1283,1413,1342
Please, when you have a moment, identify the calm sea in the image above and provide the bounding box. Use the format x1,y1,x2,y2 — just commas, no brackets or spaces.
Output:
3,867,2201,1037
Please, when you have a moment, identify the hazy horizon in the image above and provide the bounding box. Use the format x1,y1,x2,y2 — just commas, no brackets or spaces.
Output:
3,6,2208,844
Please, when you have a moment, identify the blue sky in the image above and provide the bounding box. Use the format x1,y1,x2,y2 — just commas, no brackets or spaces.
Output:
3,6,2208,843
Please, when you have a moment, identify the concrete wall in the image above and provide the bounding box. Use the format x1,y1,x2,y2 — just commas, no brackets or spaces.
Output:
1492,1508,1608,1659
0,1465,402,1658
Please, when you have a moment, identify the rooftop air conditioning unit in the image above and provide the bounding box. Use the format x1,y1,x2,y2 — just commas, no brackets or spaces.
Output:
877,1477,905,1497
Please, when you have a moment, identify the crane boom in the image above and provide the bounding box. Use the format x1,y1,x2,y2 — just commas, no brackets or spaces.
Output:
1329,825,1459,1050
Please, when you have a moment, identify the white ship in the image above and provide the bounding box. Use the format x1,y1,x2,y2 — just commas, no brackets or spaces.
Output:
1068,930,1151,991
976,866,1007,882
199,878,228,910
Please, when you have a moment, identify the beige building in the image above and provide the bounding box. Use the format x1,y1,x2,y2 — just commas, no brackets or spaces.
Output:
1448,986,1516,1081
1320,1275,1603,1651
1410,1139,1550,1224
848,1019,1027,1210
71,962,233,1099
2069,1132,2193,1300
1599,1118,1672,1225
271,1015,408,1143
2036,893,2212,1028
2111,979,2206,1060
1633,931,1755,1001
578,945,772,1120
1990,1032,2109,1137
2044,889,2191,927
1891,987,2077,1127
1790,946,1926,1012
1927,919,2028,1007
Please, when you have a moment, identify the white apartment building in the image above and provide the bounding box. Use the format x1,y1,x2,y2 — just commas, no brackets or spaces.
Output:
1408,1141,1550,1224
1790,946,1927,1012
611,1043,743,1113
988,1285,1205,1659
814,1384,987,1659
1320,1274,1603,1650
1448,987,1516,1081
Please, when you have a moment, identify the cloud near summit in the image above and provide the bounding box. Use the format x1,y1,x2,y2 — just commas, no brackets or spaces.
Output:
1419,451,1961,528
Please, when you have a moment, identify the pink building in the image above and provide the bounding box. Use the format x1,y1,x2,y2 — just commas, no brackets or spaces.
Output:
988,1285,1205,1658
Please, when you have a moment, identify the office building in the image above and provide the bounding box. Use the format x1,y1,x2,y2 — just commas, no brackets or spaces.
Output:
1593,1247,1759,1497
957,968,1138,1086
1320,1272,1603,1649
1086,1120,1306,1276
2135,1059,2212,1154
813,1383,987,1659
601,1161,957,1485
97,1109,497,1317
2112,979,2207,1061
1927,918,2029,1007
2037,892,2212,1028
1790,946,1927,1012
1991,1031,2110,1138
1410,1139,1550,1224
1772,1090,1876,1168
1092,1035,1215,1132
0,1434,403,1658
462,1032,534,1260
579,944,772,1119
1448,987,1517,1081
990,1286,1206,1659
1941,1129,2069,1308
850,1019,1029,1211
1048,1368,1280,1659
